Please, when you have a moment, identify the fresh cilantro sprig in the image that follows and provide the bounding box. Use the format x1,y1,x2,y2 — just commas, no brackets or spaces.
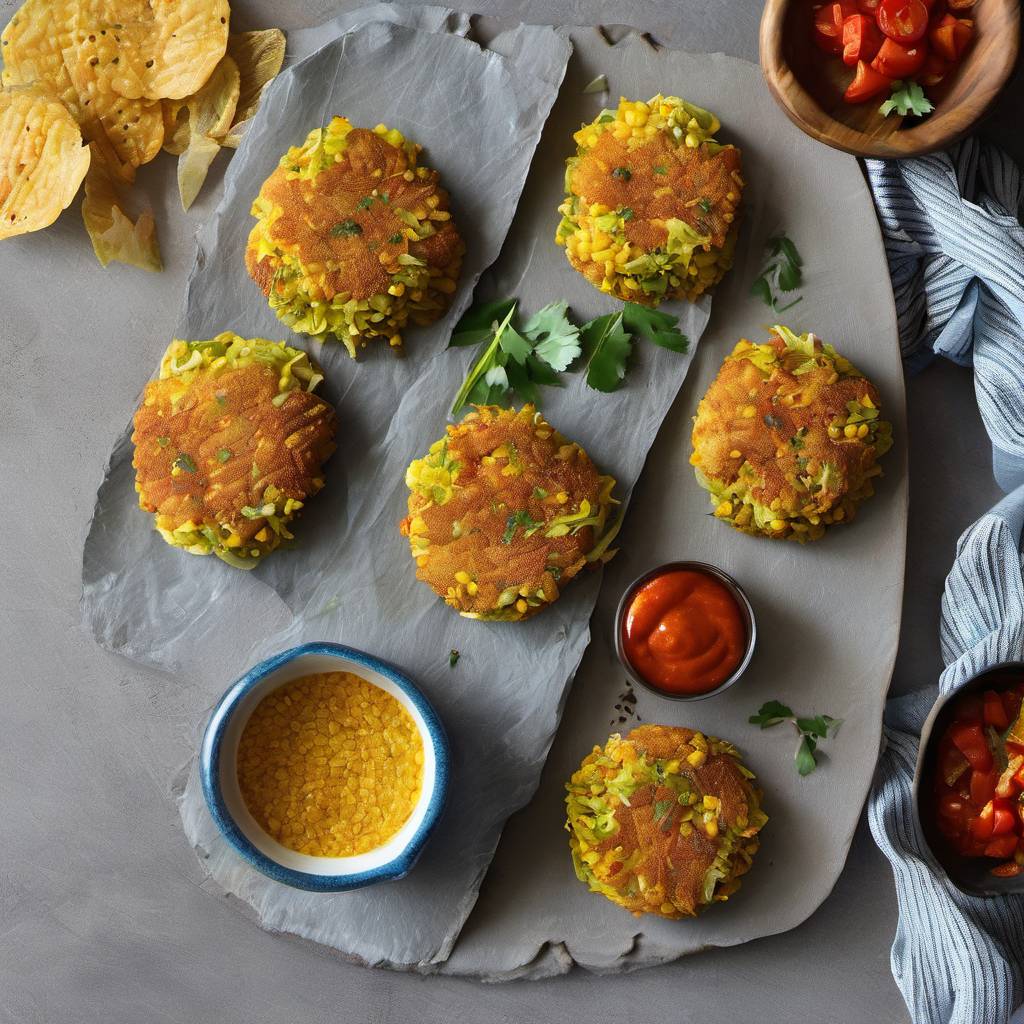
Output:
880,81,934,119
751,234,804,313
749,700,842,777
448,300,581,416
450,297,689,408
581,302,689,393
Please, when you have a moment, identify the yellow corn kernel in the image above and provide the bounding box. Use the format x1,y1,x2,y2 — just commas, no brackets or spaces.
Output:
857,423,869,438
686,749,706,768
770,519,786,531
844,424,858,438
454,571,471,585
515,599,528,614
729,449,741,458
742,405,756,418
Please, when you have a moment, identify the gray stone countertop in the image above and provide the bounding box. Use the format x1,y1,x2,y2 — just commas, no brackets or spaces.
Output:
1,1,1017,1020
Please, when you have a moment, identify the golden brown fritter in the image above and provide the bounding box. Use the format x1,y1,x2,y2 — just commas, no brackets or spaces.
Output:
400,405,619,620
246,118,464,356
565,725,766,919
133,335,336,566
691,326,893,541
556,95,743,305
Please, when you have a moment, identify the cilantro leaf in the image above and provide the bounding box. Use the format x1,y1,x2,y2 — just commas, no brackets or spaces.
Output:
449,298,517,348
751,233,804,312
622,302,689,354
330,219,362,237
653,799,673,822
216,448,232,463
796,735,818,776
581,311,632,392
504,359,539,406
450,303,517,415
499,325,533,366
879,80,934,119
749,700,794,728
522,301,582,371
173,452,197,473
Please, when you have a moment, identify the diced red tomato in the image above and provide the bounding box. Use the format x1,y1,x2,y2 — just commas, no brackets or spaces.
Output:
842,13,884,64
954,694,983,725
984,835,1019,859
991,862,1024,878
970,801,996,841
877,0,930,41
872,37,929,77
983,690,1011,730
1003,689,1022,725
971,769,998,807
814,1,858,53
993,804,1016,836
857,0,881,10
844,59,893,101
950,722,994,772
929,14,973,61
920,51,952,86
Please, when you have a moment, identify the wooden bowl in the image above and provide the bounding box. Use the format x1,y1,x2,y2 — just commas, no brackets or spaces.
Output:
760,0,1020,157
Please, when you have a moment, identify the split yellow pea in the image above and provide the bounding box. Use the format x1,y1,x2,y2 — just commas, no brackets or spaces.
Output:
236,671,424,857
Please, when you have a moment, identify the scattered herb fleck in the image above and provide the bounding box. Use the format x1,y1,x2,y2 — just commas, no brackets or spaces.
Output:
449,649,460,668
750,700,842,777
356,195,374,210
330,219,363,237
789,427,807,450
502,509,543,544
751,234,804,313
620,207,634,221
652,165,667,175
156,436,170,448
764,413,784,429
697,197,713,213
173,452,197,473
387,232,403,244
611,166,632,181
217,448,232,463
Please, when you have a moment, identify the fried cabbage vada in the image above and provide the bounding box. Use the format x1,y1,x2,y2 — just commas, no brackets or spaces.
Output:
556,94,743,305
132,333,336,567
400,405,620,621
691,325,893,542
566,725,767,919
246,116,464,356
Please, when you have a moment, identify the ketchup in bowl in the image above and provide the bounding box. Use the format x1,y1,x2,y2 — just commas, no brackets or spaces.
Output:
617,563,754,699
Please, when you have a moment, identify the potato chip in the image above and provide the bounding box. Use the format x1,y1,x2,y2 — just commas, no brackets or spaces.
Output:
0,84,91,238
81,141,161,269
221,28,285,148
65,0,230,101
1,0,164,173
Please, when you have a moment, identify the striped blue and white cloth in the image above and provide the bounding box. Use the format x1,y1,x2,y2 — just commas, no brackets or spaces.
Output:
865,140,1024,1024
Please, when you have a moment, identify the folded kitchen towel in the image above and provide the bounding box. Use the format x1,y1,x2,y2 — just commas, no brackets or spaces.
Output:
865,139,1024,1024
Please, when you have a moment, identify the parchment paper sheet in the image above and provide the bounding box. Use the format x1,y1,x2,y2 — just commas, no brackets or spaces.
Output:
81,7,717,968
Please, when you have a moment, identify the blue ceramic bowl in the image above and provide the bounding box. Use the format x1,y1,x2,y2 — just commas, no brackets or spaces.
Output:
200,642,449,892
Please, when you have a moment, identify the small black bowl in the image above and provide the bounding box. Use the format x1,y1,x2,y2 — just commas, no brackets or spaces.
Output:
613,561,757,702
914,660,1024,897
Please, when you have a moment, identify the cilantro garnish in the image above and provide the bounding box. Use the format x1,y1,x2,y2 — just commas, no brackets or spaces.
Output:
156,436,170,448
173,453,197,473
697,197,713,213
622,302,689,353
580,311,632,392
330,220,362,237
764,413,784,429
653,165,667,175
612,166,632,181
356,196,374,210
620,207,634,221
387,232,403,244
216,448,232,463
750,700,842,777
449,649,460,668
751,234,804,313
880,80,934,119
502,509,543,544
448,300,581,415
789,427,807,450
379,192,389,203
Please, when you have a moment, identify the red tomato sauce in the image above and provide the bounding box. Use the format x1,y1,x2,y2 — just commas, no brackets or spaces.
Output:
932,681,1024,877
621,569,746,696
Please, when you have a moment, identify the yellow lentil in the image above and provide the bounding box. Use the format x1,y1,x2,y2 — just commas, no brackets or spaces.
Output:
236,672,423,857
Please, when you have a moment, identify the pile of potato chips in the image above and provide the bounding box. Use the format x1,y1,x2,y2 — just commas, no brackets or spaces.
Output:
0,0,284,269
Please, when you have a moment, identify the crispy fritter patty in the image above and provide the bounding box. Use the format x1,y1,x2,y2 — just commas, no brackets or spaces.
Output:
691,325,893,542
400,405,619,621
246,117,464,357
556,95,743,305
132,333,336,568
565,725,766,919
